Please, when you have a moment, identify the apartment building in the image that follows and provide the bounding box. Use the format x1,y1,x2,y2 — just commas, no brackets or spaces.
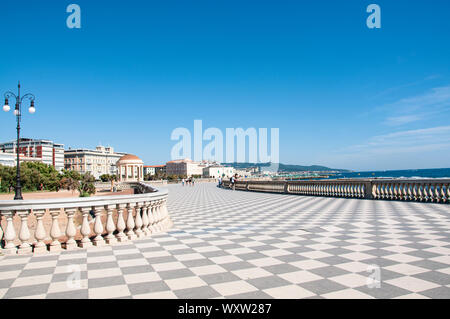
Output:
0,138,64,171
64,145,126,179
166,158,206,177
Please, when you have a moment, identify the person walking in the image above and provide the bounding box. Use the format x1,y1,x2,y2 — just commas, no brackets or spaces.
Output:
230,175,235,191
218,176,222,187
191,177,195,186
182,178,185,186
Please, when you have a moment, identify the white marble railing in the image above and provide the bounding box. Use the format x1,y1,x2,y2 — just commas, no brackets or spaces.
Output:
222,179,450,203
0,183,173,255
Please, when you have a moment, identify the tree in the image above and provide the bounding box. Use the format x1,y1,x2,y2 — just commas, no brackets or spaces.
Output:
60,177,79,194
78,172,96,197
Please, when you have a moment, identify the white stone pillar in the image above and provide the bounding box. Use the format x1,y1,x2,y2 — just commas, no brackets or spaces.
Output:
49,208,62,252
2,211,17,255
17,210,32,255
125,203,137,240
116,204,128,242
79,207,93,248
64,208,78,250
134,202,144,238
92,206,105,246
105,204,117,244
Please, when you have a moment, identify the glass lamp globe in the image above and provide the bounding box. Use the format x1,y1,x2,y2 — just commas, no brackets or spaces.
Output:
3,104,10,112
29,106,36,114
14,109,20,116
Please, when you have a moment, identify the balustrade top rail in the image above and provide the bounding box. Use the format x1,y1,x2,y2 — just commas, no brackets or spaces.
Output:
222,179,450,203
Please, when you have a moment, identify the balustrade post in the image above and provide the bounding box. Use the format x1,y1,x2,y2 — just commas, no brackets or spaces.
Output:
115,204,128,242
2,211,17,255
126,203,137,240
141,202,151,236
64,208,78,250
148,202,156,234
49,208,62,252
92,206,106,246
134,202,144,238
17,210,32,255
79,207,93,248
33,210,47,253
104,205,117,244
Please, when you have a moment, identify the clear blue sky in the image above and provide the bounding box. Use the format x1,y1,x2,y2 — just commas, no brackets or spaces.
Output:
1,0,449,171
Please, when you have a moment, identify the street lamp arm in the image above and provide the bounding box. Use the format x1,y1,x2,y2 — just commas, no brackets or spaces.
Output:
4,91,18,100
20,93,36,103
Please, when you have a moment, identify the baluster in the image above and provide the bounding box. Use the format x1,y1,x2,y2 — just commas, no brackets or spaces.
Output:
148,202,156,234
79,207,93,248
33,210,47,253
92,206,105,246
401,184,407,201
3,211,18,254
141,202,150,236
393,184,399,200
412,184,420,201
418,184,424,201
435,184,441,203
446,184,450,202
115,204,128,242
17,210,32,254
64,208,78,250
134,202,144,238
428,184,434,202
442,184,448,204
126,203,137,240
2,211,17,255
372,184,378,199
407,184,413,201
104,205,117,244
49,208,62,252
154,200,162,232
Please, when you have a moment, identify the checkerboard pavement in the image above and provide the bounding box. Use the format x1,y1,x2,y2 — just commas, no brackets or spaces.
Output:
1,183,450,299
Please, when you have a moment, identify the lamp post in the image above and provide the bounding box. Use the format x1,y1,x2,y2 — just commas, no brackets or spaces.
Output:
3,82,36,200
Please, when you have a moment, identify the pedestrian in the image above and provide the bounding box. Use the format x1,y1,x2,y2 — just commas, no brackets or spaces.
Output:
218,176,222,187
182,178,185,186
192,177,195,186
230,175,235,190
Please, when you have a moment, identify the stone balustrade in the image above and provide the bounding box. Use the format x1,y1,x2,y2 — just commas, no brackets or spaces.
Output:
0,183,173,255
222,179,450,203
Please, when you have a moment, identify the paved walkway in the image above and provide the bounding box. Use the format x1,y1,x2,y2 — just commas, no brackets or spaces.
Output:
1,183,450,299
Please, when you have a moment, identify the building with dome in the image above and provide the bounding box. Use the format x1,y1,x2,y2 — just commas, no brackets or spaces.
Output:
117,154,144,182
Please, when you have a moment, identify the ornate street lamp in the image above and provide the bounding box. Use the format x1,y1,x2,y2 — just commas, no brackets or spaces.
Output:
3,82,36,200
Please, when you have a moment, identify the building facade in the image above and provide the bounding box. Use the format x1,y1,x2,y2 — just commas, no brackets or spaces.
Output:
166,158,206,177
202,165,235,178
64,145,126,179
0,138,64,171
143,165,166,176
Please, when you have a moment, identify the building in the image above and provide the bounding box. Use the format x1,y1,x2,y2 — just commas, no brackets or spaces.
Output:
202,165,235,178
117,154,144,182
0,151,42,167
64,145,126,179
166,158,206,177
143,165,166,176
0,138,64,171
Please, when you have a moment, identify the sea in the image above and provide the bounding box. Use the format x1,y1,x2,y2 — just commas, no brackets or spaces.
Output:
324,168,450,180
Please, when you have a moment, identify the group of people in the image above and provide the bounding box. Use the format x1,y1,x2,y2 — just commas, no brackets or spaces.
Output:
181,177,195,186
218,174,239,190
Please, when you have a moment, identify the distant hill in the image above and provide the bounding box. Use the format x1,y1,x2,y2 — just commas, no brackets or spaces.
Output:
223,162,350,173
